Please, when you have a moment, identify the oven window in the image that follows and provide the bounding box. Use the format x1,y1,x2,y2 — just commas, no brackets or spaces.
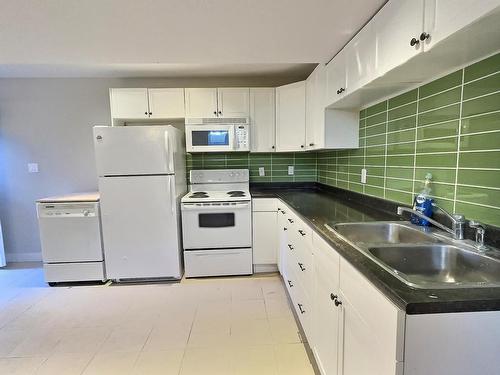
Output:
199,213,235,227
192,130,229,146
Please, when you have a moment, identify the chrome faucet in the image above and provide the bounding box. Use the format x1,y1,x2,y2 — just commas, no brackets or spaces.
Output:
397,204,466,240
469,221,489,252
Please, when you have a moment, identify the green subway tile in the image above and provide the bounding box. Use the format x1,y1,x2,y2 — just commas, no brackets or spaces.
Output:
204,160,226,168
365,112,387,126
359,118,366,129
463,71,500,100
431,199,454,213
455,202,500,227
386,142,415,155
386,190,413,205
418,87,461,112
366,145,386,156
431,183,455,201
416,136,458,153
365,123,387,136
415,168,456,184
388,116,417,132
460,131,500,152
387,129,415,144
226,159,248,167
457,185,500,208
386,178,413,192
461,112,500,134
419,70,462,98
386,167,414,180
365,185,384,198
365,156,386,165
338,165,349,174
365,101,387,117
366,166,385,176
464,52,500,82
417,121,459,140
350,183,364,193
367,176,384,187
295,176,316,182
418,104,460,126
337,156,349,165
349,165,363,175
360,108,367,119
388,89,418,109
366,134,386,146
457,169,500,189
388,102,417,121
338,180,349,189
250,176,272,182
416,153,457,168
386,155,414,167
337,150,350,158
459,151,500,169
462,92,500,117
272,176,294,182
348,148,364,158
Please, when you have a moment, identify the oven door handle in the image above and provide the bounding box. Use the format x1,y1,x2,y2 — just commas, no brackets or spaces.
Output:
182,202,250,211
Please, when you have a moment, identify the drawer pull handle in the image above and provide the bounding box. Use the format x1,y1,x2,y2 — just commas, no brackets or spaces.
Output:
287,280,294,288
334,299,342,307
298,229,306,236
288,218,294,223
283,227,288,231
330,293,338,301
281,210,286,215
298,262,305,271
287,244,294,251
298,303,305,314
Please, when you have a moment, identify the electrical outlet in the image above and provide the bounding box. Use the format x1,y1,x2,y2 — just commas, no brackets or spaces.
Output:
288,166,294,175
258,167,265,177
361,168,367,184
28,163,39,173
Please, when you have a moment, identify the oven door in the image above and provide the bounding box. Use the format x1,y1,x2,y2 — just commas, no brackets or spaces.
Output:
181,201,252,249
185,125,235,153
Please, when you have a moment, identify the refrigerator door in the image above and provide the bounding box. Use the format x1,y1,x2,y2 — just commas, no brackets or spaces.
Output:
94,125,176,176
99,175,182,279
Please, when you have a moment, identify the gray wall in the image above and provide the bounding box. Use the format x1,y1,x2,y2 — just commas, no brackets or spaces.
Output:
0,76,287,261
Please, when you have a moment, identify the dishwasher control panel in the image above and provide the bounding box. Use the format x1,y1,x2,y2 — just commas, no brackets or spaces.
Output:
37,203,99,218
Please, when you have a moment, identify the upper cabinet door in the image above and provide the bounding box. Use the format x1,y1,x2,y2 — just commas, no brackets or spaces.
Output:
376,0,425,77
217,88,250,117
423,0,500,51
110,88,149,119
275,81,306,152
148,88,185,119
184,88,218,118
250,88,276,152
345,21,378,94
326,48,347,106
306,64,327,150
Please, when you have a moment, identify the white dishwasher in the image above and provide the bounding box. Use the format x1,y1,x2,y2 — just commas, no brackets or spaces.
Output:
37,193,106,285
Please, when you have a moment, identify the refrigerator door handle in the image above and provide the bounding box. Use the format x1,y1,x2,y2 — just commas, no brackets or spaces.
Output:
164,131,174,173
169,177,175,215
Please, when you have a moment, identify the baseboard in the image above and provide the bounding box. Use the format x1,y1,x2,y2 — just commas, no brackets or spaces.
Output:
6,252,42,262
253,264,278,273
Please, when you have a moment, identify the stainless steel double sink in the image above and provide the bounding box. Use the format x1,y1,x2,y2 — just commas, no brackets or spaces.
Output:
327,222,500,289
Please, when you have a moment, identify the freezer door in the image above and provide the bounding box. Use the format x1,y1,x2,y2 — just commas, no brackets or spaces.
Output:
94,125,176,176
99,175,182,279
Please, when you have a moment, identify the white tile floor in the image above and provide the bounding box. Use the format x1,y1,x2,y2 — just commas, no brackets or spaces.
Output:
0,263,316,374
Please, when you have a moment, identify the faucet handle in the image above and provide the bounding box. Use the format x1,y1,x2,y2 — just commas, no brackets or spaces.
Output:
469,220,485,229
452,214,466,223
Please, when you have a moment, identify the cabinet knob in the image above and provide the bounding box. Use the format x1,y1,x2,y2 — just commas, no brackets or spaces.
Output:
309,143,314,147
300,145,305,148
410,37,420,47
149,112,152,115
271,146,275,149
144,112,148,115
288,218,294,223
213,111,217,115
420,32,430,41
334,299,342,307
330,293,338,301
283,227,287,231
218,111,222,115
287,244,294,251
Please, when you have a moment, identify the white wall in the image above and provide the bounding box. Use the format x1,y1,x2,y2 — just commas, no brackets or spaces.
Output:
0,76,287,261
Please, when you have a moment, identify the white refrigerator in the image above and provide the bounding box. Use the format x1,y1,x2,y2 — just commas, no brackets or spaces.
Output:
93,125,186,280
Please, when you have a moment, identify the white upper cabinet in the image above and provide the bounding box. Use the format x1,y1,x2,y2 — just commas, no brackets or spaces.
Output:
148,88,185,119
326,48,347,106
110,88,149,119
250,88,276,152
306,64,326,150
423,0,500,51
184,88,218,118
375,0,425,77
275,81,306,152
217,88,250,118
345,20,378,93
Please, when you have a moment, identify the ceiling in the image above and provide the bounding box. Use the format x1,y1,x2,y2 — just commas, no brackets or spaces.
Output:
0,0,386,78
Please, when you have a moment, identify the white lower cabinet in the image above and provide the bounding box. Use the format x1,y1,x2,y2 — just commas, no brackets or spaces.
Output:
252,199,278,272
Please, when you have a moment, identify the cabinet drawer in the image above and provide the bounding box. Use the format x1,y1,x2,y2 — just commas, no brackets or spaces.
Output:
252,198,278,212
291,280,313,341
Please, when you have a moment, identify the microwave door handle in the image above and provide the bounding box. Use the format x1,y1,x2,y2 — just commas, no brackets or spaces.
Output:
164,131,174,173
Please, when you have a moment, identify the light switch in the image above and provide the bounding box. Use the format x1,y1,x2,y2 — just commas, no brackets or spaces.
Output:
361,168,367,184
258,167,265,177
28,163,39,173
288,166,294,175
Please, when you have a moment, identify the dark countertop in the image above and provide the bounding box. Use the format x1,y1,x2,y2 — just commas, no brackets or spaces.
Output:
251,183,500,314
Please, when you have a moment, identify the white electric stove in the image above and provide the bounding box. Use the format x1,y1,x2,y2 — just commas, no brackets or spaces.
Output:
181,169,253,277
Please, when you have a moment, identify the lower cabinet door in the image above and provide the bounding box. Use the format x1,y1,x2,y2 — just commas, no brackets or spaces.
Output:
252,211,278,265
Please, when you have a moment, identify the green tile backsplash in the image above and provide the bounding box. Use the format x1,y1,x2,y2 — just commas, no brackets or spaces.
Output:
318,52,500,227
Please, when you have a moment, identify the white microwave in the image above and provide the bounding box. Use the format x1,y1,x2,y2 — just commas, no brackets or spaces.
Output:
185,118,250,153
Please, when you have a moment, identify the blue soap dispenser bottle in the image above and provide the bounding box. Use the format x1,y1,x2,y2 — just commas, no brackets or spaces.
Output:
411,173,434,226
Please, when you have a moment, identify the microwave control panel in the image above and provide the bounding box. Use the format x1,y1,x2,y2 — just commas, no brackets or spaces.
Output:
235,125,250,151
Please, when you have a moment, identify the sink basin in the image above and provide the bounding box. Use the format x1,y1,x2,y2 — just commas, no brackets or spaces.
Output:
332,222,439,244
368,245,500,288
